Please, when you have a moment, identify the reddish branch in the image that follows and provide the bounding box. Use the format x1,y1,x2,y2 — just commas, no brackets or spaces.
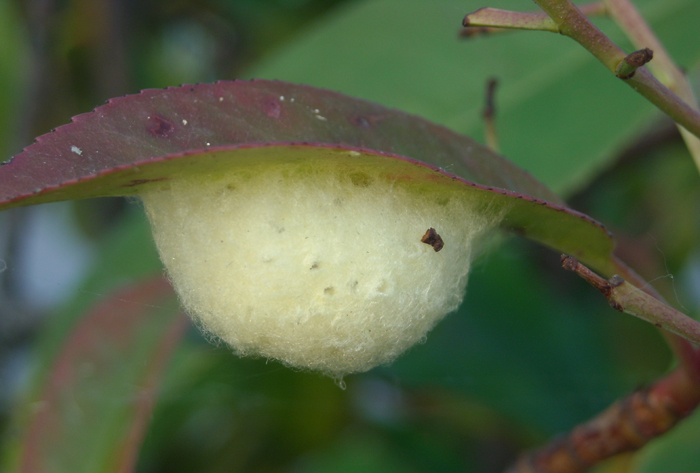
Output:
503,257,700,473
506,367,700,473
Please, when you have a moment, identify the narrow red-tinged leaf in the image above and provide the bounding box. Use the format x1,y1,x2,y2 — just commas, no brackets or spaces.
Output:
12,277,187,473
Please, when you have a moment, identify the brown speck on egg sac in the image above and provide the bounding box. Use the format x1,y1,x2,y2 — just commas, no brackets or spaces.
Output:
421,228,444,252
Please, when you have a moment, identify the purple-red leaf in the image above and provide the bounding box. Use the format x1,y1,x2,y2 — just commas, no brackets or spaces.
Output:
0,80,558,205
0,80,616,274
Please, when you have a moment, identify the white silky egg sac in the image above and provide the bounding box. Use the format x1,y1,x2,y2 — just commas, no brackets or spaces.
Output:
141,155,495,378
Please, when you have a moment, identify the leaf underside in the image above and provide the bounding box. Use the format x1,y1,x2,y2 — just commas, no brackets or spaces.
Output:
0,80,615,274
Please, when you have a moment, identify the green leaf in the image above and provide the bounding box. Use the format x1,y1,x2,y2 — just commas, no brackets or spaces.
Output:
0,80,615,274
2,277,187,473
247,0,700,194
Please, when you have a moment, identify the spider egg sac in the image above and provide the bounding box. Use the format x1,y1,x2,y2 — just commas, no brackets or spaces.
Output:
141,155,495,377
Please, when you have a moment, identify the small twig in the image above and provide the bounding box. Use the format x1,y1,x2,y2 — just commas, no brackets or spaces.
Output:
462,7,558,32
561,255,700,345
611,256,700,383
482,77,500,153
602,0,681,91
615,47,653,79
602,0,700,175
530,0,700,140
462,0,700,140
461,2,605,37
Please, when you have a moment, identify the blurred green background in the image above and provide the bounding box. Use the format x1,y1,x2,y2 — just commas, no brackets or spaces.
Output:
0,0,699,472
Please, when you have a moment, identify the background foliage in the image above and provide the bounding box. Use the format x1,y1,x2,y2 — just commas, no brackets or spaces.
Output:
0,0,699,472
